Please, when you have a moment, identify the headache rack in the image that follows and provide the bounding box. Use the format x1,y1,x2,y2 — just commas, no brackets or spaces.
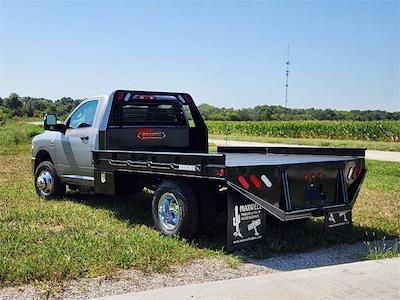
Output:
98,90,209,153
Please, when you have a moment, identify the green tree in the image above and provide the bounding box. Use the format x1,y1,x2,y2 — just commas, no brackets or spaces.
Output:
4,92,23,116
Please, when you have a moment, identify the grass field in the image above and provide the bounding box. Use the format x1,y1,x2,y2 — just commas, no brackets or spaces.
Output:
0,121,399,287
206,120,400,142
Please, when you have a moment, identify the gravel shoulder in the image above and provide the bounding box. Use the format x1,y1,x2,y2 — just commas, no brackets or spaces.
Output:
1,240,398,300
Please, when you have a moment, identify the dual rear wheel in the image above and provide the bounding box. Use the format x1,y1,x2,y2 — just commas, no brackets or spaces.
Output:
152,180,216,239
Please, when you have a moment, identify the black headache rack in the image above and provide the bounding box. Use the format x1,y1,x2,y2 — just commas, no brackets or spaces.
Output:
98,90,208,153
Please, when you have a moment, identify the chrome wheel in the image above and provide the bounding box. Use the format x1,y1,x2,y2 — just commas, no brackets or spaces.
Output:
158,192,182,231
36,170,54,196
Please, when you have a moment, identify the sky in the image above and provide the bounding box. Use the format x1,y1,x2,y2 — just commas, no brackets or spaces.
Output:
0,0,399,111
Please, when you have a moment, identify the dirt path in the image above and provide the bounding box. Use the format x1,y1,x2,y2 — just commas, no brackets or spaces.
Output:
210,138,400,162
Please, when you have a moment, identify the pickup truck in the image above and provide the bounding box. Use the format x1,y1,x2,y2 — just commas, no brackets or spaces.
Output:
32,90,367,248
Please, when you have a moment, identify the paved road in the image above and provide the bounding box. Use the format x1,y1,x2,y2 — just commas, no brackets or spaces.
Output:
210,139,400,162
99,258,400,300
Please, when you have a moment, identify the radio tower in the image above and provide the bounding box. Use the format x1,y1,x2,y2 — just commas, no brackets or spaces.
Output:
285,44,290,107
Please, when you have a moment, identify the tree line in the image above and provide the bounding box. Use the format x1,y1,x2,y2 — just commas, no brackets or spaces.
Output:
0,93,82,121
0,92,399,122
198,104,400,121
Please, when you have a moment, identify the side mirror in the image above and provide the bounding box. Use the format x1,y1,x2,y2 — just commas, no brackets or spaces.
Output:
44,114,66,133
44,114,57,130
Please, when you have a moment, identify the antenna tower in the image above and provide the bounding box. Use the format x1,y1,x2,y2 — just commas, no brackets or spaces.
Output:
285,44,290,107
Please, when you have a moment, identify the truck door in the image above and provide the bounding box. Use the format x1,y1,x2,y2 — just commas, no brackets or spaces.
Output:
56,100,99,182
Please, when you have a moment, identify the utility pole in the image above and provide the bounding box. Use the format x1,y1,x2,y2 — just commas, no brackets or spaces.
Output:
285,44,290,108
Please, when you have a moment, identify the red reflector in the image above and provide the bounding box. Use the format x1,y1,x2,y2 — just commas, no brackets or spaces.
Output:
352,167,359,179
216,168,225,177
141,95,155,100
238,176,249,189
133,94,155,100
318,172,325,179
250,175,261,189
116,91,125,102
182,94,192,104
304,173,310,180
311,173,316,180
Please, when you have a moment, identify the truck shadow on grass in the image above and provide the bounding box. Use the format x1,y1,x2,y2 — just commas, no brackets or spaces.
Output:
63,190,154,227
62,191,395,262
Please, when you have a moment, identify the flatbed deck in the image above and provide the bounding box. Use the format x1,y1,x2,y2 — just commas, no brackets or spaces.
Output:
220,146,365,166
224,153,360,167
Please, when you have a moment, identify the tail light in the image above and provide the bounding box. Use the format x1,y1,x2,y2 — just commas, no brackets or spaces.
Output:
260,175,273,188
133,95,155,100
347,167,354,180
304,172,325,181
182,94,192,104
238,176,249,189
352,166,362,179
216,168,225,177
115,91,125,102
250,175,261,189
347,166,363,181
124,92,131,101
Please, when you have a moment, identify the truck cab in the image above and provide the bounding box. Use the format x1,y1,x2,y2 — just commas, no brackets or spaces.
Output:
33,96,104,189
32,91,207,194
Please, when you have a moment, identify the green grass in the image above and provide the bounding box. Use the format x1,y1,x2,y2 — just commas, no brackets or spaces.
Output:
0,154,221,287
0,120,399,287
210,134,400,152
0,119,43,154
365,238,399,260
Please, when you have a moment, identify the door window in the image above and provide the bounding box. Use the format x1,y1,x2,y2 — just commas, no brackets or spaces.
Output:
69,100,98,129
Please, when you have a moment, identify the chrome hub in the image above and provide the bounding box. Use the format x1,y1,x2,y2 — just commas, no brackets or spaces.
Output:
36,170,54,196
158,192,182,231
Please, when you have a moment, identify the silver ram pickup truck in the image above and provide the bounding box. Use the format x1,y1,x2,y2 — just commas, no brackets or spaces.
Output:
32,95,109,197
32,90,366,248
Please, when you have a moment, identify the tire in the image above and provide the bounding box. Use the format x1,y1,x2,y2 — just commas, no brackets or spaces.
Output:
152,180,199,239
34,161,66,199
193,183,217,236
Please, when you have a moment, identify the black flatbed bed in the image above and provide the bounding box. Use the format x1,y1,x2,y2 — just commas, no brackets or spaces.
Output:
224,153,360,166
93,146,365,181
220,146,365,166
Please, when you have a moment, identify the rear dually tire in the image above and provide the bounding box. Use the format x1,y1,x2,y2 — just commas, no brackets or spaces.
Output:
152,180,199,239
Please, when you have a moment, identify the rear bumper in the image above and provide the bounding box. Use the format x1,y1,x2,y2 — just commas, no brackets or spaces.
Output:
227,165,367,222
226,168,366,249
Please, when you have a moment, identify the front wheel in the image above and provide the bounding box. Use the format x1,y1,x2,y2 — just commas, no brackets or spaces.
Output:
34,161,66,199
152,180,199,239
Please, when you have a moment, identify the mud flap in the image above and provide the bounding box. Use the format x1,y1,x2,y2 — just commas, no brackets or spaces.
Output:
324,209,352,230
227,188,266,249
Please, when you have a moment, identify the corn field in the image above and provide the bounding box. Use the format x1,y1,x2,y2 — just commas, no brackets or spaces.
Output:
206,121,400,142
